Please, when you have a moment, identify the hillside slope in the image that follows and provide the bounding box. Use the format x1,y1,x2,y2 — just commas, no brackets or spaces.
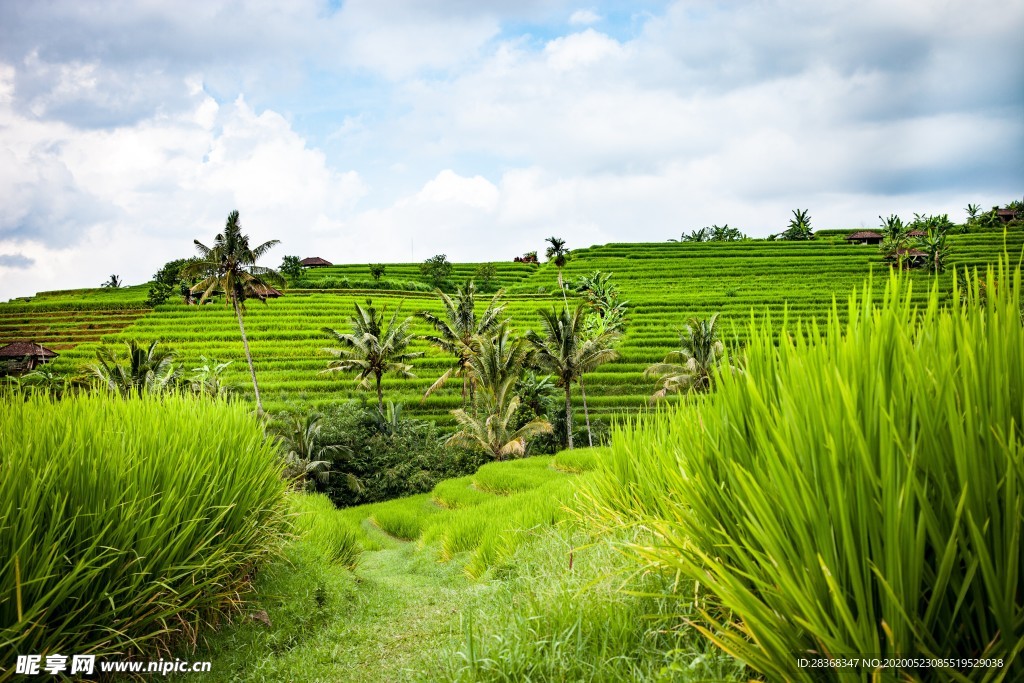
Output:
2,229,1019,421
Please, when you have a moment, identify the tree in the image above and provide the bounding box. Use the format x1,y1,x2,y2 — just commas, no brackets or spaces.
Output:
419,281,506,407
89,340,178,397
467,324,531,409
545,237,570,296
778,209,813,240
879,214,905,241
321,299,422,414
420,254,452,290
189,356,235,398
645,313,727,398
271,413,351,492
102,274,122,288
447,391,553,461
280,255,304,280
182,210,285,414
475,263,497,291
526,303,619,449
919,227,949,274
369,264,387,282
145,257,197,306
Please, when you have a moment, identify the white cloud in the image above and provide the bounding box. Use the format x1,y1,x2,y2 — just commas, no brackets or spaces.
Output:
0,71,366,299
569,9,602,26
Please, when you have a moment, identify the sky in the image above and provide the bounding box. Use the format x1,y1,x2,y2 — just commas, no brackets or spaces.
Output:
0,0,1021,300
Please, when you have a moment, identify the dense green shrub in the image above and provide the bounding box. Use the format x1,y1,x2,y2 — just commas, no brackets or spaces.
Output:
0,393,288,672
589,259,1024,681
312,402,486,507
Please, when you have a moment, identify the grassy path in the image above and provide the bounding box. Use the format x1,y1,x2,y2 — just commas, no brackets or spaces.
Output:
194,528,490,683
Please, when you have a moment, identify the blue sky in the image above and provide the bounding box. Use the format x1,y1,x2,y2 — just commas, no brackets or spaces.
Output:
0,0,1021,299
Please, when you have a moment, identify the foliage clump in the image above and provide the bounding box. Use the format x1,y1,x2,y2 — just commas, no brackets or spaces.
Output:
0,393,288,662
590,259,1024,681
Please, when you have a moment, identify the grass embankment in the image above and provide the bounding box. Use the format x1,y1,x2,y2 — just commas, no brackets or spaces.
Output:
588,258,1024,681
0,394,287,681
192,448,744,682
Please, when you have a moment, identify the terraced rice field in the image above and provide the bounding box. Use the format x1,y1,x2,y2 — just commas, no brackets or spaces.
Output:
2,229,1019,422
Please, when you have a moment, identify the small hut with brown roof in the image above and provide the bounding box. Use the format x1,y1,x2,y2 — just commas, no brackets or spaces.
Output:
300,257,333,268
249,283,284,300
895,248,927,268
0,341,59,375
997,209,1017,223
845,230,884,245
907,229,927,238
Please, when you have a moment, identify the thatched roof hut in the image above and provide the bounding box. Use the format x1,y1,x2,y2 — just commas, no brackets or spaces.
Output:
895,248,927,268
0,341,59,374
300,257,333,268
249,284,283,300
845,231,884,245
907,229,927,238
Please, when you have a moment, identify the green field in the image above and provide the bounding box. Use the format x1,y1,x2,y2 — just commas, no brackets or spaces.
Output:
2,228,1020,421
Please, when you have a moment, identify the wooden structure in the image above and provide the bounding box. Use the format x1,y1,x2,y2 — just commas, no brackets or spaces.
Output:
514,251,539,264
997,209,1017,223
895,248,927,268
845,231,884,245
300,257,333,268
248,284,284,300
907,229,927,238
0,341,59,375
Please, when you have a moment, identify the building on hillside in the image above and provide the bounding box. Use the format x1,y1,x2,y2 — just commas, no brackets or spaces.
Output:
249,284,284,300
895,248,928,268
0,341,59,375
845,231,884,245
906,229,927,238
997,209,1017,223
300,257,333,268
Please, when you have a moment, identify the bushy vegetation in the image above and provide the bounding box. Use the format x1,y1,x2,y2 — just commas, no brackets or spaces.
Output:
0,393,287,670
306,401,487,507
588,259,1024,681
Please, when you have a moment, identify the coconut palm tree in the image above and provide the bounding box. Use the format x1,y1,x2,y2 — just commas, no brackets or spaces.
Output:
89,340,178,397
182,210,284,413
467,324,531,408
525,303,619,449
321,299,422,414
545,236,570,300
419,281,505,407
645,313,726,399
447,390,552,461
271,412,356,493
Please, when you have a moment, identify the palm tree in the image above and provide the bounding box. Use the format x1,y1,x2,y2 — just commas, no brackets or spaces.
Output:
919,227,949,273
447,391,552,460
468,324,531,408
182,210,284,413
102,274,122,288
89,340,178,397
779,209,813,240
645,313,726,399
321,299,422,414
526,303,619,449
545,236,570,301
189,357,235,398
419,281,505,407
271,413,353,492
879,214,905,241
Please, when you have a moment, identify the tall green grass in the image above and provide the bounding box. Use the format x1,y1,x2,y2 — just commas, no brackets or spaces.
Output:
0,393,288,677
588,259,1024,681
